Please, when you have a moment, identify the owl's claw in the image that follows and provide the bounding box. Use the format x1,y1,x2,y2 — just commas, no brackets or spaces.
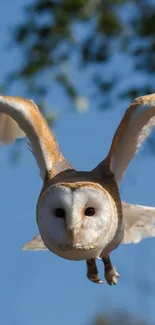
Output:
102,256,120,286
86,257,119,285
86,258,103,284
105,267,120,285
87,274,103,284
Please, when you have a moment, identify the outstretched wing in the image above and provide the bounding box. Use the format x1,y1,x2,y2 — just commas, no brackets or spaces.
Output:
122,202,155,244
22,234,48,250
106,94,155,185
0,96,71,179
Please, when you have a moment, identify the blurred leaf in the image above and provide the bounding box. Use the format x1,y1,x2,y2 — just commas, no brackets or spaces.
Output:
74,95,89,112
3,0,155,161
91,310,150,325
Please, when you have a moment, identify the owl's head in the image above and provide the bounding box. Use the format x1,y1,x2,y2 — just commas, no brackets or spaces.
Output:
37,173,118,260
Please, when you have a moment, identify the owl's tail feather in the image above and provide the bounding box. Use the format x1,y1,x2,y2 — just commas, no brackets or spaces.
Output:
0,113,25,145
22,234,48,251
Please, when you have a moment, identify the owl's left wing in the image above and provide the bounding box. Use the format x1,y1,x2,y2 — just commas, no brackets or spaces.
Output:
22,234,48,250
122,202,155,244
96,94,155,185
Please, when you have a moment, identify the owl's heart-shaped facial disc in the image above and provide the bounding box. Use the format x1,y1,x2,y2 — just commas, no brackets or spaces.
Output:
37,182,119,260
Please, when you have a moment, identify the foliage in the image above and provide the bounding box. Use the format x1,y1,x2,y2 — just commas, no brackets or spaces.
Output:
4,0,155,123
92,310,150,325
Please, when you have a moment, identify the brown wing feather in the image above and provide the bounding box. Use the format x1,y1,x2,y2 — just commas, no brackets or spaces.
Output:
95,94,155,185
0,96,71,179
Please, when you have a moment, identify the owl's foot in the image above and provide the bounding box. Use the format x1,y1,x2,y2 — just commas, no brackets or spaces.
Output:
102,256,120,285
86,259,103,284
105,267,120,285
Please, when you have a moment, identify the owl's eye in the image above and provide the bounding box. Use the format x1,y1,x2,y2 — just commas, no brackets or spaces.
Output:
54,208,66,219
84,207,95,216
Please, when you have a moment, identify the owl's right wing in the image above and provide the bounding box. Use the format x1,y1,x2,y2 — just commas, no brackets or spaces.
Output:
0,96,71,180
122,202,155,244
94,94,155,185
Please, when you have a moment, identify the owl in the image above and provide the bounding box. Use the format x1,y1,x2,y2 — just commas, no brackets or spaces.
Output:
0,94,155,285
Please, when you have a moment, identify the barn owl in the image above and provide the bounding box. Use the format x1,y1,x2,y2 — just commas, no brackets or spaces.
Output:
0,94,155,286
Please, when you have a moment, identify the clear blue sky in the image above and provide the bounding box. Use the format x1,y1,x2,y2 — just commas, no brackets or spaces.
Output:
0,1,155,325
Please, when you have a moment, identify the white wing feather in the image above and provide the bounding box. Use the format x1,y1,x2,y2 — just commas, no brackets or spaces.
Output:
0,113,25,144
108,94,155,185
22,234,48,250
122,202,155,244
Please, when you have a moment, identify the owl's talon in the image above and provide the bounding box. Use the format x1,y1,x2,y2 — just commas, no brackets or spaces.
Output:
86,258,103,284
87,275,103,284
102,256,120,286
105,267,120,285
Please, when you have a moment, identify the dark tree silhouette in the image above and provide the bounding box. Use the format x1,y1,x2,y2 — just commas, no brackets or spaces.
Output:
4,0,155,124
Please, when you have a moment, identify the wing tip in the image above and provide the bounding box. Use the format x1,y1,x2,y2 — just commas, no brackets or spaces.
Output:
20,234,48,251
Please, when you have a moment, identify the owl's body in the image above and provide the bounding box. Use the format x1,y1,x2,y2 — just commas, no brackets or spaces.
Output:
0,94,155,285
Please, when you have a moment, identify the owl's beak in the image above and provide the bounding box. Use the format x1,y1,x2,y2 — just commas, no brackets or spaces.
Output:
67,227,79,242
66,212,82,243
